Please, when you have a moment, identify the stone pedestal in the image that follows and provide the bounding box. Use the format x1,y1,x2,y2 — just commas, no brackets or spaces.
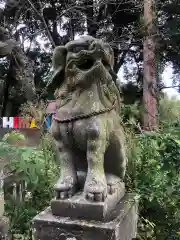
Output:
0,217,9,240
51,182,125,221
0,191,4,218
32,193,138,240
0,169,9,240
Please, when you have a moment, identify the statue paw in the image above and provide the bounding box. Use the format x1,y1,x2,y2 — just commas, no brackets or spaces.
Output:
84,178,107,202
54,176,77,199
107,183,117,195
106,173,124,195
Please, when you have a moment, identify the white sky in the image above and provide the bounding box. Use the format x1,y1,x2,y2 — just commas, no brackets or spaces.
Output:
0,2,4,8
162,66,180,99
118,65,180,99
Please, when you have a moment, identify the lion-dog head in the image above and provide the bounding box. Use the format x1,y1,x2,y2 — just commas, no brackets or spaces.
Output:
50,36,117,96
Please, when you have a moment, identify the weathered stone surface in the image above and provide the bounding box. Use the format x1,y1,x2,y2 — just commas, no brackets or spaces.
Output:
32,193,138,240
51,181,125,221
49,35,127,203
0,169,4,218
31,36,139,240
0,192,4,217
0,217,9,240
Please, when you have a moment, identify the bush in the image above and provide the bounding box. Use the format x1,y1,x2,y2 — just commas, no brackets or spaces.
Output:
0,131,58,237
158,95,180,139
159,95,180,126
128,131,180,239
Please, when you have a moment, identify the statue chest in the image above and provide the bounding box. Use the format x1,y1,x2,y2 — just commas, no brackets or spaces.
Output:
53,116,103,150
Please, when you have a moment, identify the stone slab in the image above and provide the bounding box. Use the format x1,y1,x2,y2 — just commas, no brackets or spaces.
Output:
32,193,138,240
51,182,125,221
0,217,9,240
0,170,4,217
0,192,4,217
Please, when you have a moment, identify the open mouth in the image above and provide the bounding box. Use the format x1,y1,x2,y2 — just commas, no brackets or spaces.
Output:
76,58,95,71
75,58,109,71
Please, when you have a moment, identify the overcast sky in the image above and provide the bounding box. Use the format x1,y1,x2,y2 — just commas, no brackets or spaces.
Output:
118,65,180,99
162,66,180,99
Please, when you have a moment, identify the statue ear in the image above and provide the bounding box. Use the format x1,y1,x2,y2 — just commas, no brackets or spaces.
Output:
47,46,67,97
109,68,118,83
52,46,67,71
52,46,67,81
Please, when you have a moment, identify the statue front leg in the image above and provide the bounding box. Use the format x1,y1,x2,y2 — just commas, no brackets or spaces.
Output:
84,124,107,202
50,121,77,199
54,142,78,199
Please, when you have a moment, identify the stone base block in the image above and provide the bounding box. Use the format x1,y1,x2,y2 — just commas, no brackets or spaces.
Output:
51,181,125,221
32,193,138,240
0,217,9,240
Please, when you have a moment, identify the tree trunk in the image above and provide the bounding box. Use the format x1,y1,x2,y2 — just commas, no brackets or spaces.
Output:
85,0,98,37
143,0,157,131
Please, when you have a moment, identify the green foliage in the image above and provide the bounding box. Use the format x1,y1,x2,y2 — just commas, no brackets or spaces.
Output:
123,96,180,239
159,95,180,122
2,131,26,142
0,131,58,237
121,94,180,132
20,101,47,129
128,131,180,239
121,102,141,129
159,95,180,135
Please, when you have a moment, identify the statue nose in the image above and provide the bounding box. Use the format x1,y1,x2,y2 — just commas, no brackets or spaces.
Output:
89,41,105,62
90,40,103,52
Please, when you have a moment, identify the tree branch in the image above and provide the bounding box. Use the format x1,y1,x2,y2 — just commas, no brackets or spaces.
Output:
114,43,133,73
26,0,56,48
160,85,180,90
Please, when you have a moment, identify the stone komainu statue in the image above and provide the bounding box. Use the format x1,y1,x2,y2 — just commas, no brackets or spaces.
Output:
50,36,127,202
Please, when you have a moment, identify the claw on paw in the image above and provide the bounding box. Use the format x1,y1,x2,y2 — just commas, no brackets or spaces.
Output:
84,179,107,202
54,176,77,199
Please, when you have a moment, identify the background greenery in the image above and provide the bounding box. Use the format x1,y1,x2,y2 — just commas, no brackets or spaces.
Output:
0,132,58,239
1,0,180,115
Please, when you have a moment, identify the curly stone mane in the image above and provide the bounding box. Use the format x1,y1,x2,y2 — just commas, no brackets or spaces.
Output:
53,37,121,115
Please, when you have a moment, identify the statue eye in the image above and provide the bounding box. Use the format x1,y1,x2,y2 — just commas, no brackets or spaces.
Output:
72,47,82,53
72,46,88,53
